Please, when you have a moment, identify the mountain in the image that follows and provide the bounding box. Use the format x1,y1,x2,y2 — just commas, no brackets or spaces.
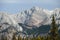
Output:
0,12,23,32
16,7,49,27
0,7,60,39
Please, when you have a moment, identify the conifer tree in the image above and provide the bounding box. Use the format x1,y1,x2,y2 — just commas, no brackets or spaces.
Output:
46,36,51,40
41,37,45,40
18,35,22,40
50,15,58,40
36,36,41,40
12,33,16,40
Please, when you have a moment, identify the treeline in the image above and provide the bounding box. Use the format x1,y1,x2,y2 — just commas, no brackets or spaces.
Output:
11,34,60,40
1,35,60,40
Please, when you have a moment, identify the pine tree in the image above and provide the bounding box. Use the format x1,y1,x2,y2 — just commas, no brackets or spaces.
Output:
46,36,51,40
41,37,45,40
18,35,22,40
12,33,16,40
36,36,41,40
31,37,35,40
50,15,58,40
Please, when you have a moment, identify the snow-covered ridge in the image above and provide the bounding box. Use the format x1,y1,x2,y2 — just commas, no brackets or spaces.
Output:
0,7,60,31
0,12,23,32
0,7,60,40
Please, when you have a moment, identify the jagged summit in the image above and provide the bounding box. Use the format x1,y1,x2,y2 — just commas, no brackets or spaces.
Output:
30,6,43,11
0,7,60,27
0,7,60,39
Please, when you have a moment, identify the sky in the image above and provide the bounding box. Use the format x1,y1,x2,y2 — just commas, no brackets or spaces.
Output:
0,0,60,14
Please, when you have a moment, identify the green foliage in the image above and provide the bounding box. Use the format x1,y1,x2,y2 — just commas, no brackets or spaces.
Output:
12,34,16,40
41,37,45,40
18,35,22,40
46,36,51,40
36,36,41,40
50,15,58,40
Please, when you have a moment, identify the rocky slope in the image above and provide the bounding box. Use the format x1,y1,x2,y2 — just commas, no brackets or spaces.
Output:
0,7,60,39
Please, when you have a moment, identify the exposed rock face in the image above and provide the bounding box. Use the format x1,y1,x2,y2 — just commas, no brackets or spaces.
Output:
0,7,60,40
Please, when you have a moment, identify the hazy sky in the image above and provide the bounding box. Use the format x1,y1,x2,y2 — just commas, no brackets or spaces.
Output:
0,0,60,13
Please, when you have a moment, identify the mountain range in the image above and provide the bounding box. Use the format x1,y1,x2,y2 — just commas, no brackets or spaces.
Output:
0,6,60,39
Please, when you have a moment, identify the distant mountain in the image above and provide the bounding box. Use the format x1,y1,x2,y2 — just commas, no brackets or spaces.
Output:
0,7,60,39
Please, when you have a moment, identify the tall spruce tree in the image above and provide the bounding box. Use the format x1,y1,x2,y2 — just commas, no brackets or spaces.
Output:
36,36,41,40
18,35,22,40
50,15,58,40
12,33,16,40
